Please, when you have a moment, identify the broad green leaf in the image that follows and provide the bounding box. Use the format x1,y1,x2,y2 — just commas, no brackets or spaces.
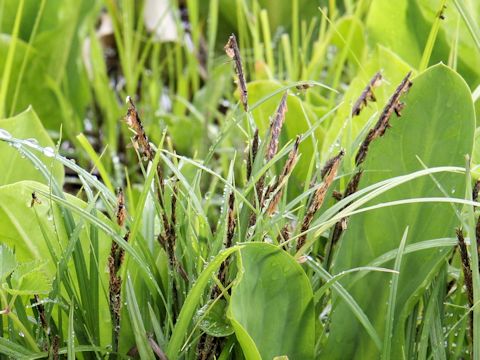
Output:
0,0,95,130
0,107,64,186
324,64,475,359
0,34,58,125
366,0,426,67
366,0,480,86
32,0,94,125
195,299,234,337
165,114,203,156
0,244,16,280
229,243,314,360
5,260,52,295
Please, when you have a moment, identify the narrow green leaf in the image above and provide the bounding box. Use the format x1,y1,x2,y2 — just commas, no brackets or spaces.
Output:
76,133,114,192
0,337,36,359
419,0,448,71
0,0,24,117
307,259,382,350
382,227,408,360
125,273,155,360
465,157,480,359
68,303,75,360
166,246,240,358
454,0,480,52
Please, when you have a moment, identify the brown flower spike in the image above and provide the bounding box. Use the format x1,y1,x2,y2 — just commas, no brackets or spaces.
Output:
116,187,126,227
266,92,288,161
351,71,383,117
266,136,301,215
125,96,154,161
297,149,345,251
246,129,259,180
225,34,248,111
355,71,412,166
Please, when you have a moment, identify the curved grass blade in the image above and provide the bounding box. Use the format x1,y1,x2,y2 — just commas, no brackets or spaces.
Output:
68,302,75,360
381,227,408,360
125,273,155,360
306,258,382,350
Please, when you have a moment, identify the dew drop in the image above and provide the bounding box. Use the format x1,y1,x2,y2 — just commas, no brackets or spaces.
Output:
24,138,39,148
0,128,12,140
42,147,55,157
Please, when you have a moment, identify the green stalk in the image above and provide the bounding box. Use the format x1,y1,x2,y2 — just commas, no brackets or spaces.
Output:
76,133,115,192
260,9,274,76
454,0,480,52
68,303,75,360
0,0,24,118
8,312,39,352
418,0,447,72
448,17,460,70
10,0,46,117
465,156,480,359
249,1,262,70
281,34,293,80
0,289,39,352
326,0,365,107
291,0,299,75
121,0,136,95
381,228,408,360
206,0,219,73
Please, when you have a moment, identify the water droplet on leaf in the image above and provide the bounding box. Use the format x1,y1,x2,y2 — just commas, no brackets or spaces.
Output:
0,129,12,140
42,147,55,157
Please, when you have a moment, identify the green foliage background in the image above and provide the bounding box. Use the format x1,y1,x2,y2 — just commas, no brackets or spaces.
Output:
1,0,480,359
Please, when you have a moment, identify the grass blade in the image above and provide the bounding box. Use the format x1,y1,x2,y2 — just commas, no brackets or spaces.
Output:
381,227,408,359
306,258,382,349
76,133,114,192
0,337,36,358
0,0,24,118
68,302,75,360
125,273,155,360
419,0,447,71
453,0,480,52
465,157,480,359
